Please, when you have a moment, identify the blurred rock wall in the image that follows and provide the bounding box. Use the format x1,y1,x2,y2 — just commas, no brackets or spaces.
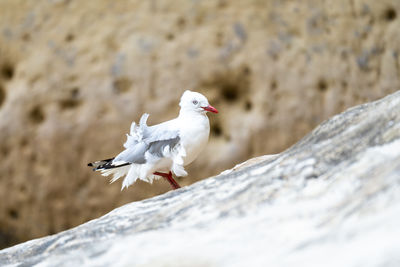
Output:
0,0,399,248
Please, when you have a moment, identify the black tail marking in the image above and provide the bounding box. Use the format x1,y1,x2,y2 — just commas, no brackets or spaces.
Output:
88,157,130,171
88,157,114,167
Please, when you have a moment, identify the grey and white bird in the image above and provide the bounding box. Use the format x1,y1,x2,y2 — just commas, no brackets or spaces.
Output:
88,90,218,190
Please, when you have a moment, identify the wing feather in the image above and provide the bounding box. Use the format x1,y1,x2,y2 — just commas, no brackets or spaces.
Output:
117,113,181,164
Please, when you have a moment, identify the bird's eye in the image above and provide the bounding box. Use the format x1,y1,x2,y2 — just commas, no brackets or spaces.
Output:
192,100,198,105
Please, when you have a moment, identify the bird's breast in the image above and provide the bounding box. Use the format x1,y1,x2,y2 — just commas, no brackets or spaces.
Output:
179,117,210,166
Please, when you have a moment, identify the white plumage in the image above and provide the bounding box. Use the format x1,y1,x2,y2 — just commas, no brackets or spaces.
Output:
88,90,218,190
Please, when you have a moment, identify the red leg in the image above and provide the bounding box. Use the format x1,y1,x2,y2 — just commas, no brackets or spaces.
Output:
154,171,181,190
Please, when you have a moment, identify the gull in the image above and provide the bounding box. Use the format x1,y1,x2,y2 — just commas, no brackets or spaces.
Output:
88,90,218,190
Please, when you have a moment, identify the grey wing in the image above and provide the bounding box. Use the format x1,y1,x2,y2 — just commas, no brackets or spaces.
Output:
116,114,180,163
128,113,178,144
147,136,180,157
145,121,181,157
114,142,147,164
117,113,151,163
144,124,180,144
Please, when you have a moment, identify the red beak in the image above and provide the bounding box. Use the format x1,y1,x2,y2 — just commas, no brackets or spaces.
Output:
202,105,218,113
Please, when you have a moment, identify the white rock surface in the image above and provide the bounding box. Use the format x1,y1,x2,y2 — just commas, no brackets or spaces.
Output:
1,91,400,266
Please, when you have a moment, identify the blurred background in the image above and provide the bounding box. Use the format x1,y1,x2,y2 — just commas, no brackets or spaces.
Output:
0,0,399,249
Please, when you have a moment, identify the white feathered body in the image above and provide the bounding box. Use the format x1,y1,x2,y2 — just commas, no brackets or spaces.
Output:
100,112,210,190
178,113,210,166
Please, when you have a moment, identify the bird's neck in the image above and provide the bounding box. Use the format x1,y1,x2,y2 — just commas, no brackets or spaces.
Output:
178,109,207,119
178,110,209,125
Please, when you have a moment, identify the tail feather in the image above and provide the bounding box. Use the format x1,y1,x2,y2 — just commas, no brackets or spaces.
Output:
88,158,132,185
88,158,130,171
88,157,113,169
101,165,131,184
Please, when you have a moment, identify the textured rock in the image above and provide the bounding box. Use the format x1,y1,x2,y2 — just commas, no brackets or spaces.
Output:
1,91,400,266
1,0,400,247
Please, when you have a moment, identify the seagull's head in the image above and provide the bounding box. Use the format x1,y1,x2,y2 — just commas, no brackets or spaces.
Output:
179,90,218,115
